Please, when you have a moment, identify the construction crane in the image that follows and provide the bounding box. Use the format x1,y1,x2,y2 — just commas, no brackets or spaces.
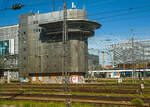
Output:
88,38,112,42
88,38,112,69
88,48,100,55
88,48,106,70
88,48,100,70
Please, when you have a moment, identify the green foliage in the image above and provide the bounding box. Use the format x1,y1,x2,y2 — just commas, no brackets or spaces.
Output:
72,103,99,107
0,101,144,107
16,103,20,107
0,101,101,107
73,103,83,107
131,98,144,106
102,104,129,107
47,102,56,107
23,102,31,107
30,103,36,107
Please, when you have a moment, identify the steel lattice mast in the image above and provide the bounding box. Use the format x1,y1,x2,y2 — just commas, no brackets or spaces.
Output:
62,0,71,107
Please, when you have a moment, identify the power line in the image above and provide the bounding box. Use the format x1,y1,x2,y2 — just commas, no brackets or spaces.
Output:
88,4,150,16
0,0,150,23
85,0,116,7
35,3,150,22
100,13,150,23
53,4,150,19
92,8,150,20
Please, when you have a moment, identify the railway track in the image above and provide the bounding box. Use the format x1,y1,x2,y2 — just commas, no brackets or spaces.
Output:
1,83,150,89
0,83,150,106
0,93,150,106
1,83,150,86
0,83,150,94
0,89,145,94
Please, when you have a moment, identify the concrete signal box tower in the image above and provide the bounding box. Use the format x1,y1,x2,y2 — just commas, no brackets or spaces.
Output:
19,9,101,83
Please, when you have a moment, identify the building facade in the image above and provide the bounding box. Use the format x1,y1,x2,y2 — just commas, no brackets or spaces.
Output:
18,9,100,83
88,54,99,70
0,25,19,80
108,39,150,69
0,25,18,55
0,9,100,83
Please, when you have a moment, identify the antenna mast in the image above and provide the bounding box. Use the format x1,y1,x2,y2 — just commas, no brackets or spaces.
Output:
53,0,55,11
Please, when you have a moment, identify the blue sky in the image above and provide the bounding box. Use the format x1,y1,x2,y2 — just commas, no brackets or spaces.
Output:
0,0,150,65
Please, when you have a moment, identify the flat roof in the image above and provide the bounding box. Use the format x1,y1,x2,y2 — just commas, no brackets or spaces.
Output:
0,24,18,29
39,19,101,30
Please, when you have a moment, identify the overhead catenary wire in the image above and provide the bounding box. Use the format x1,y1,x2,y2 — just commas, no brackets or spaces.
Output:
86,0,116,7
26,3,150,22
57,4,150,20
100,13,150,23
0,0,150,23
88,4,150,16
91,8,150,21
1,0,150,70
0,0,149,79
64,0,150,15
61,2,150,19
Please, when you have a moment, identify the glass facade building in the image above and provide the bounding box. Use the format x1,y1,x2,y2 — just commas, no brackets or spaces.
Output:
107,39,150,68
0,25,19,73
0,25,18,55
0,40,9,56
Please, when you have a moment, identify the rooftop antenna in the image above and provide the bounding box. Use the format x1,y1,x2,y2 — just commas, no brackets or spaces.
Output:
72,2,76,9
37,10,40,14
30,10,33,14
83,5,86,19
53,0,55,11
83,5,86,11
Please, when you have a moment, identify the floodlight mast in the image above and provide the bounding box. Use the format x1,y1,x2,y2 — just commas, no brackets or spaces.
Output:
12,4,24,10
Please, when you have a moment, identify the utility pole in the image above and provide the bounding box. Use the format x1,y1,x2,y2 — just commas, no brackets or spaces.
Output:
130,28,136,83
131,37,136,83
62,0,71,107
139,44,145,96
142,46,145,78
98,50,100,70
102,51,105,70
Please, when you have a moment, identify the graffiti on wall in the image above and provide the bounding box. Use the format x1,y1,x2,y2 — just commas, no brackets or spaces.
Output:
31,75,85,84
4,71,18,80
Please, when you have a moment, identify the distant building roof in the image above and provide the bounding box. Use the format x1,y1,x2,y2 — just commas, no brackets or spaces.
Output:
0,24,18,29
